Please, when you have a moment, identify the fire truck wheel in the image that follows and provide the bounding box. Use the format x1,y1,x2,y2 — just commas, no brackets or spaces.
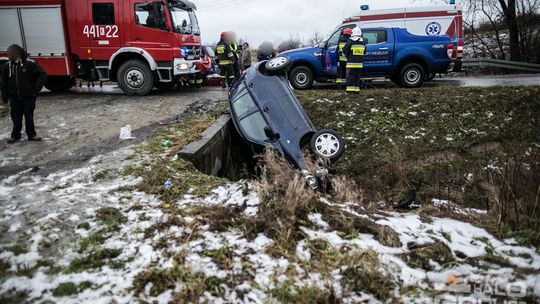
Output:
117,59,154,95
398,63,425,88
44,76,74,93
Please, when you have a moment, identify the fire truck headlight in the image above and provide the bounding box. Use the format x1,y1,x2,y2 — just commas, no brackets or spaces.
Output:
178,63,189,70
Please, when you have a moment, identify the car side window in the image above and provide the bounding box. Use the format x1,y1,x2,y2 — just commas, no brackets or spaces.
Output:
326,30,342,48
135,2,166,30
239,112,270,142
92,3,115,25
362,30,388,45
232,91,256,117
326,25,356,47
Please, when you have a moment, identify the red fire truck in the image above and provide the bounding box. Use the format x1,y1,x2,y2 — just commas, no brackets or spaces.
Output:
0,0,202,95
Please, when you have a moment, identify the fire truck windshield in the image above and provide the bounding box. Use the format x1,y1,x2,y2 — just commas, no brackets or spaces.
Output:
170,6,200,35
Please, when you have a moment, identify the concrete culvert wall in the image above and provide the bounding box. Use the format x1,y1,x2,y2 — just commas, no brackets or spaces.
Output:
178,114,252,179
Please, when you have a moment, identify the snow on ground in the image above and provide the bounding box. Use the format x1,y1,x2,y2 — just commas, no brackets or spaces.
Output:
0,147,539,303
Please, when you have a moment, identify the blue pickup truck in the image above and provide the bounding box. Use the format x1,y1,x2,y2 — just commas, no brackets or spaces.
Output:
281,27,456,89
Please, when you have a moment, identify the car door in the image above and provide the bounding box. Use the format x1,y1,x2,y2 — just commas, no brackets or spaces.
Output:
129,1,172,60
362,29,394,75
86,1,122,59
322,25,355,76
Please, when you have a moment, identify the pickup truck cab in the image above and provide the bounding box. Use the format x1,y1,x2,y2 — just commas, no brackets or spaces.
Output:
281,27,455,89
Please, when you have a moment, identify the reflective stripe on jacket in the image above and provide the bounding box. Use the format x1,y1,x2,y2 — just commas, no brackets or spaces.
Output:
216,40,234,65
342,38,366,69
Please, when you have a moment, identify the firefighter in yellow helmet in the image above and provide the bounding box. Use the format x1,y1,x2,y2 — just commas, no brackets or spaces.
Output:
342,27,366,93
215,32,235,88
336,27,352,89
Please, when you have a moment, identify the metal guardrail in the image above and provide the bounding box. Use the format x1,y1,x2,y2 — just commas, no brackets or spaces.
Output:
462,58,540,73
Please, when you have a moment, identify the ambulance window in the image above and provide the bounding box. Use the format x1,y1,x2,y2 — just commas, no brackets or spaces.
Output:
92,3,115,25
363,30,388,45
135,3,167,30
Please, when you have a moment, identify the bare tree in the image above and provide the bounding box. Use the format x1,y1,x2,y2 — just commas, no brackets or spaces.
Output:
304,31,324,47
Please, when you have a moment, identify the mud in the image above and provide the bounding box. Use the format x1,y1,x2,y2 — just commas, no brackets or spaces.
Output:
0,85,227,177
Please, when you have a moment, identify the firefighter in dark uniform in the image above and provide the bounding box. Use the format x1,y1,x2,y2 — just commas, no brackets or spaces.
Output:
336,27,352,89
342,27,366,93
215,32,235,88
228,32,241,79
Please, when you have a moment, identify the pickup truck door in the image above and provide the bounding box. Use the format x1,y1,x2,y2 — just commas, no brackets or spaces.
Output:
322,29,341,76
322,25,356,77
362,29,393,75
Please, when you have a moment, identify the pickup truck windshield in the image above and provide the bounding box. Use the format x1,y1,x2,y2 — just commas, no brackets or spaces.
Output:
170,7,200,35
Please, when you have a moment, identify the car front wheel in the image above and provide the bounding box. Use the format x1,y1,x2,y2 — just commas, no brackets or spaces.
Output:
289,66,314,90
310,129,345,161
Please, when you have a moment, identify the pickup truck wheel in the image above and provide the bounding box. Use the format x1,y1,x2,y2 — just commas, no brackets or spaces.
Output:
117,59,154,95
310,129,345,161
44,76,74,93
399,63,425,88
289,66,314,90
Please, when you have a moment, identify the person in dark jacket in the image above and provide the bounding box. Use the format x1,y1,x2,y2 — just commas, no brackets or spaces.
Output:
1,44,47,143
215,32,235,88
228,32,241,79
336,28,352,89
342,27,366,93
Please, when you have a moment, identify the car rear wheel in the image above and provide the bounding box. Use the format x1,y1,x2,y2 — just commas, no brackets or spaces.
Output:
289,66,314,90
310,129,345,161
265,56,291,75
398,63,425,88
117,59,154,95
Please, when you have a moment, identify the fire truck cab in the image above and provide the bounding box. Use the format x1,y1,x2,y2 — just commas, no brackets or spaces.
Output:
0,0,202,95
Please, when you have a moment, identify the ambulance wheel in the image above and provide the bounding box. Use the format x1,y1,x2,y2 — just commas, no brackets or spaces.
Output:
289,66,314,90
117,59,154,95
265,56,291,75
398,63,425,88
310,129,345,162
45,76,74,93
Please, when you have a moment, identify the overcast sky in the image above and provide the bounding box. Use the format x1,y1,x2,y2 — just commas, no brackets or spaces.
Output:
195,0,442,47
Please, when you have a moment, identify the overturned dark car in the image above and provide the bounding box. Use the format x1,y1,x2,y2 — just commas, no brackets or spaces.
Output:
228,56,346,189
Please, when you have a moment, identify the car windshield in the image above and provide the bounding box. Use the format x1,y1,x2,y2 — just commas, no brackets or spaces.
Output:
170,6,200,35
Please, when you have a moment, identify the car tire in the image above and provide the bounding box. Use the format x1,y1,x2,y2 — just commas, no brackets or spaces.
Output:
289,66,314,90
399,63,425,88
310,129,345,161
117,59,154,96
265,56,292,75
44,76,74,93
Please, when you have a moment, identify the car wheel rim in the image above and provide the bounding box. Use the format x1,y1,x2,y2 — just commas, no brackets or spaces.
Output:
315,133,340,157
405,69,420,85
295,72,308,85
126,68,145,88
268,57,287,68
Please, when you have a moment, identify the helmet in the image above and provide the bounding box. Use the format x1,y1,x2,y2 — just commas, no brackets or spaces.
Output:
342,28,353,35
352,27,363,37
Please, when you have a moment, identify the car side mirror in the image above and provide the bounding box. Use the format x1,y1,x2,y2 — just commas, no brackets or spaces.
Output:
264,126,280,141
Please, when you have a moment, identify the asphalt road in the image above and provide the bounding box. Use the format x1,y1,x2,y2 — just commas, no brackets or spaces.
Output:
0,86,228,177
